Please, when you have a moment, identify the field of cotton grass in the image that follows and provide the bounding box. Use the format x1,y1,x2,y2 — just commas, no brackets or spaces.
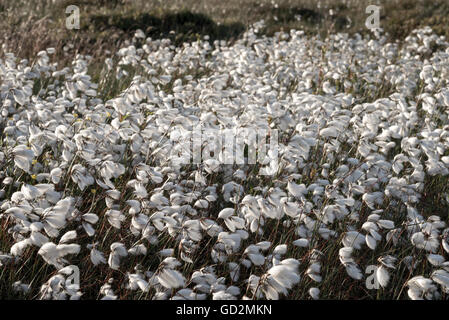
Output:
1,1,449,301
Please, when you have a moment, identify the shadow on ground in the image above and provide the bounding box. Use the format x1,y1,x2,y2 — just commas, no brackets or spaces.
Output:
88,11,246,44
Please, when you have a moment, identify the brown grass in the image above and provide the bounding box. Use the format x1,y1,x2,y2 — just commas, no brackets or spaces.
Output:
1,0,449,66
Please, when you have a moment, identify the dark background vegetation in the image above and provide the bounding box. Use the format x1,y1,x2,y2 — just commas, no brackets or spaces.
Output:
1,0,449,65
